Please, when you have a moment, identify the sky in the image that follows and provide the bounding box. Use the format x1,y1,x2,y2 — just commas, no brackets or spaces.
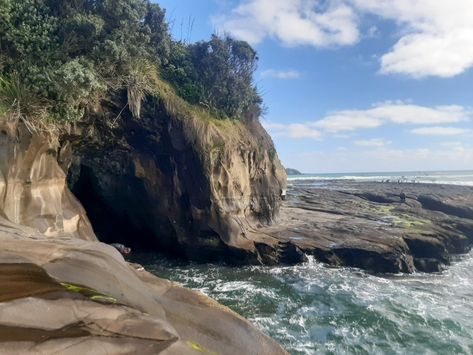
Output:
156,0,473,173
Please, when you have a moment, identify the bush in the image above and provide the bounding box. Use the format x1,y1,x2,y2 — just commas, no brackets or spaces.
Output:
0,0,262,124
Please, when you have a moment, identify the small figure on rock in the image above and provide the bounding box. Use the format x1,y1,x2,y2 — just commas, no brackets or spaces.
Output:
110,243,131,256
400,192,406,203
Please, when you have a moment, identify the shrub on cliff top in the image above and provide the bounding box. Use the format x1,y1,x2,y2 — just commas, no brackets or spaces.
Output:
0,0,262,126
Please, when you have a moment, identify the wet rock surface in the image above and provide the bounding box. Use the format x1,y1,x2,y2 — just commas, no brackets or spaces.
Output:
259,181,473,273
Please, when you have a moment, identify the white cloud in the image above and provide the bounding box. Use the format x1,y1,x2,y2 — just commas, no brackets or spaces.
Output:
366,25,379,38
264,103,471,139
410,126,471,136
212,0,360,47
352,0,473,78
262,121,321,139
440,141,466,148
215,0,473,78
313,103,470,133
354,138,391,147
313,112,382,132
261,69,301,79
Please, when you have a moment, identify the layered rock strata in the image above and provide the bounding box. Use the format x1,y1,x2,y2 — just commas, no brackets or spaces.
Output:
261,181,473,273
0,121,287,354
0,218,286,354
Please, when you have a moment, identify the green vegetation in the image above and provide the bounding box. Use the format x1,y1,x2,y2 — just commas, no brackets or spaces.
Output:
0,0,262,127
367,204,430,230
60,282,118,304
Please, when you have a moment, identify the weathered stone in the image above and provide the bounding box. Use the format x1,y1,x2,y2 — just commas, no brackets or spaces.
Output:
63,98,287,263
0,125,95,241
0,217,287,354
258,181,473,273
0,119,288,354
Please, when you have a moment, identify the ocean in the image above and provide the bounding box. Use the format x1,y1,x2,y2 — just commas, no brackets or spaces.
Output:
287,170,473,187
135,253,473,354
134,170,473,354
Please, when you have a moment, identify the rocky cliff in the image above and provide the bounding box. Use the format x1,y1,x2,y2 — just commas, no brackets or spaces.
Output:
62,94,294,264
0,115,288,353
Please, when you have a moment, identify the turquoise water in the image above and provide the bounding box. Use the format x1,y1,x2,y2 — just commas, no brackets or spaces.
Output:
288,170,473,186
134,253,473,354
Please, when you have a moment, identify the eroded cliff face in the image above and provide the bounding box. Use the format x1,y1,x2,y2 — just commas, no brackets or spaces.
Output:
0,118,288,353
63,98,294,263
0,123,95,240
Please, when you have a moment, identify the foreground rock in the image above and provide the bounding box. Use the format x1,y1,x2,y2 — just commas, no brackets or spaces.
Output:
0,122,287,354
0,218,286,354
259,181,473,273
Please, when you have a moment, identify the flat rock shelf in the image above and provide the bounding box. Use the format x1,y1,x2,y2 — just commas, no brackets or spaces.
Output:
260,181,473,273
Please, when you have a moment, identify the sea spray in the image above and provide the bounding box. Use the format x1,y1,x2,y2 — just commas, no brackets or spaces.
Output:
134,253,473,355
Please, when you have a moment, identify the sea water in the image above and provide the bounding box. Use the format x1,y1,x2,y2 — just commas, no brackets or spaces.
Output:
287,170,473,187
134,252,473,354
133,171,473,354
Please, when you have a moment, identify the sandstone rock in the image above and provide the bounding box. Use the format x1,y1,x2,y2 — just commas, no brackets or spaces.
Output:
0,120,288,354
0,217,287,354
0,124,94,241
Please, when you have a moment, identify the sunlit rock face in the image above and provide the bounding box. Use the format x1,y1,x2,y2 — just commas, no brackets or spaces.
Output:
0,123,95,240
64,99,294,264
0,216,287,354
0,119,287,354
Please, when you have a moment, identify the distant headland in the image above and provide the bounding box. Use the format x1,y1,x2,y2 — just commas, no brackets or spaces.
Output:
285,168,302,175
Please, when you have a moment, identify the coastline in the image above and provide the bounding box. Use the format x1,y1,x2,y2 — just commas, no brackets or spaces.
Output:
287,170,473,187
257,180,473,273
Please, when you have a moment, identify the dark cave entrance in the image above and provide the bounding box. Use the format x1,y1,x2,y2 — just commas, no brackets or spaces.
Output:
69,164,183,256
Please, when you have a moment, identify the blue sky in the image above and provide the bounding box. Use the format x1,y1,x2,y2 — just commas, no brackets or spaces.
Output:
157,0,473,173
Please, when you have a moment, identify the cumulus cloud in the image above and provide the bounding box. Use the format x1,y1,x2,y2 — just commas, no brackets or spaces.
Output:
312,103,470,133
212,0,360,47
263,102,471,140
313,112,382,132
354,138,391,147
410,126,471,136
262,121,321,139
352,0,473,78
261,69,301,79
214,0,473,78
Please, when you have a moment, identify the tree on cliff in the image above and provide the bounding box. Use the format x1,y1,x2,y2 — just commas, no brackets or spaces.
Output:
164,35,261,119
0,0,262,126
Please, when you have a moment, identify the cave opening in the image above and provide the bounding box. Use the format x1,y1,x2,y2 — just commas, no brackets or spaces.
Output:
69,164,184,257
